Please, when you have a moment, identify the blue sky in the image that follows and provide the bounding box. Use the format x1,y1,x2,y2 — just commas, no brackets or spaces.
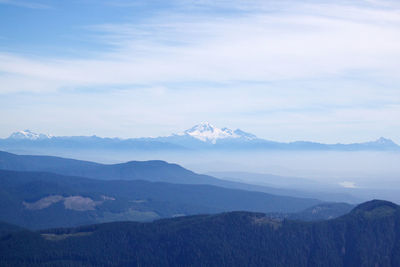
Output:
1,0,400,142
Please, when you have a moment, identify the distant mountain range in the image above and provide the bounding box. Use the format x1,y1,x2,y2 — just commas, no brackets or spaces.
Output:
0,169,324,229
0,200,396,266
0,150,360,230
0,150,360,203
1,122,399,151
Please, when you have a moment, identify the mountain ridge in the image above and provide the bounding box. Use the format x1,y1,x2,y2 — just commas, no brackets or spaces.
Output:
0,200,397,267
0,150,360,203
2,123,399,151
0,168,322,229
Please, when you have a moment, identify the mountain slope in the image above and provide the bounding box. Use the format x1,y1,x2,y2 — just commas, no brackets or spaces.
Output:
0,200,398,266
0,150,359,202
0,150,365,203
0,150,216,184
0,221,25,237
0,169,321,229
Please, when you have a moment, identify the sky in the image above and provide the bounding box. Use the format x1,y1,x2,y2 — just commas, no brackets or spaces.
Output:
1,0,400,143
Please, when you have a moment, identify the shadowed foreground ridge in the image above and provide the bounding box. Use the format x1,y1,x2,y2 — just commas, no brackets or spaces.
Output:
0,200,399,267
0,169,321,229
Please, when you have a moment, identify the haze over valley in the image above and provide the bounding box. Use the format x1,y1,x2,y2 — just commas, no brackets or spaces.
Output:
2,123,399,202
1,0,400,265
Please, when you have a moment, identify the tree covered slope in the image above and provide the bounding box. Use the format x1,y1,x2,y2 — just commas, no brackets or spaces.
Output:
0,169,320,229
0,200,398,267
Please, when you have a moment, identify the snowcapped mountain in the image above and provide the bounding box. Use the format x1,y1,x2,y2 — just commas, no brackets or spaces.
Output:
8,130,52,140
176,122,257,144
1,126,398,152
374,137,396,146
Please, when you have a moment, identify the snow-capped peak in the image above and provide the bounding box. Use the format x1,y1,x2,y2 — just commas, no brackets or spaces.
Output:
179,122,256,144
8,129,53,140
373,137,397,146
233,129,257,140
376,137,393,144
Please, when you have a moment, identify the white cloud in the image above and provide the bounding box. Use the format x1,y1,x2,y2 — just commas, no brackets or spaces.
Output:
1,1,400,93
1,0,400,141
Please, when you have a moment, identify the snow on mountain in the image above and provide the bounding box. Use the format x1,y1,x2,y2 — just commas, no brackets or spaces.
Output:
4,127,398,151
177,122,257,144
233,129,257,140
374,137,396,145
8,130,53,140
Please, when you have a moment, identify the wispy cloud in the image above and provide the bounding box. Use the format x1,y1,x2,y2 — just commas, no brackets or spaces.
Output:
1,0,399,92
0,0,50,9
1,0,400,141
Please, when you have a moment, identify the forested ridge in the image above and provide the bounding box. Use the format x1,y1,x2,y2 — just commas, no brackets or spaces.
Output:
0,200,398,267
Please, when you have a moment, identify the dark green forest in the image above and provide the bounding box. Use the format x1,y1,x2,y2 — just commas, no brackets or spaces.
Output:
0,200,398,267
